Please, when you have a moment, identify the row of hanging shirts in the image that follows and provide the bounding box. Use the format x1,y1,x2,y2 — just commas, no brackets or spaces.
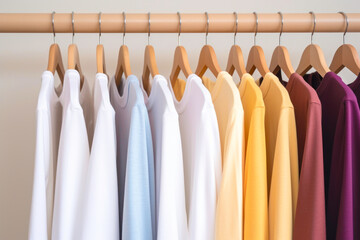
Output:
28,10,360,240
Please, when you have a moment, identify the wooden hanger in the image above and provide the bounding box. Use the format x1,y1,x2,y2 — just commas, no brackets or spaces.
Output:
330,44,360,75
96,13,106,74
269,12,295,79
68,12,84,88
226,13,246,77
96,44,106,74
270,46,294,79
296,44,330,77
246,45,270,77
226,45,247,77
296,12,330,77
195,13,221,78
170,46,193,86
115,12,132,87
142,14,159,94
329,13,360,75
68,43,84,88
195,45,221,77
246,12,270,77
170,12,193,86
142,45,159,94
47,12,65,83
47,43,65,83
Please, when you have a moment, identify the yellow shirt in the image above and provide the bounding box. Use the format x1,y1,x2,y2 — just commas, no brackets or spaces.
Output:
239,73,268,240
202,71,244,240
257,73,299,240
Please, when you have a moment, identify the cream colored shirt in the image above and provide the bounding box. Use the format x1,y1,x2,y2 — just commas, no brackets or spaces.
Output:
202,71,244,240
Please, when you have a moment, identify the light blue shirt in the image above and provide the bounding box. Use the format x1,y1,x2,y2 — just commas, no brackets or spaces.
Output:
110,75,155,240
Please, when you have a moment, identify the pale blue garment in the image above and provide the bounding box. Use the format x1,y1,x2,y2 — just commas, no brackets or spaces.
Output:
110,75,155,240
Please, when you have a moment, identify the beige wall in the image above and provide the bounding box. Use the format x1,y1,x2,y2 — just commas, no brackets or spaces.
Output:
1,0,359,239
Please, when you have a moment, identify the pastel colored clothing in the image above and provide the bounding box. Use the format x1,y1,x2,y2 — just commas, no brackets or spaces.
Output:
202,71,244,240
110,75,155,240
169,74,222,240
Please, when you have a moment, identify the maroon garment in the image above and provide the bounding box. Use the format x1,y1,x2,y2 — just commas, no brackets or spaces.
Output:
276,72,326,240
303,72,360,240
348,73,360,107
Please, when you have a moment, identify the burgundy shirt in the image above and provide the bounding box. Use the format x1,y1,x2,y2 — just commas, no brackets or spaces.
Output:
303,72,360,240
276,72,326,240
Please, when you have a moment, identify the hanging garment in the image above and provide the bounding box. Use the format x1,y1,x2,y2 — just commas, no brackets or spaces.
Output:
257,72,299,240
28,71,62,240
109,75,155,240
80,73,119,240
202,71,243,240
276,72,326,240
169,74,222,240
348,73,360,107
238,73,268,240
51,69,93,240
140,75,188,240
303,72,360,240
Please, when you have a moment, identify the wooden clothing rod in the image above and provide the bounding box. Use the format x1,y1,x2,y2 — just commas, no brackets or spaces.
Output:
0,13,360,33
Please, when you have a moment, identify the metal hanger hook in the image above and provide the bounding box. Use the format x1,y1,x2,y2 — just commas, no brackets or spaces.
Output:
253,12,258,46
177,12,181,46
148,12,151,45
98,12,102,45
71,11,75,44
51,11,56,43
339,12,348,44
309,11,316,44
205,12,209,45
234,12,238,45
122,12,126,45
278,11,284,46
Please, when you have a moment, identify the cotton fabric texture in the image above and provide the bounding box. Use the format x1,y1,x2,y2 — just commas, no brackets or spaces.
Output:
169,74,222,240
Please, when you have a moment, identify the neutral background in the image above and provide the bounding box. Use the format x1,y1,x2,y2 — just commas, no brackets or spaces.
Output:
1,0,359,239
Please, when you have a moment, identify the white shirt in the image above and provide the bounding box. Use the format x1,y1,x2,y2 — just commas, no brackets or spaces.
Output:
80,73,119,240
140,75,188,240
29,71,62,240
168,74,222,240
51,69,93,240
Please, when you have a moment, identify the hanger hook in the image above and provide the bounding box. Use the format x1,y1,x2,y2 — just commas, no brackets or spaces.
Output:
122,12,126,45
177,12,181,46
253,12,258,46
234,12,238,45
98,12,102,45
278,11,283,46
338,12,348,44
205,12,209,45
51,11,56,43
71,11,75,44
148,12,151,45
309,11,316,44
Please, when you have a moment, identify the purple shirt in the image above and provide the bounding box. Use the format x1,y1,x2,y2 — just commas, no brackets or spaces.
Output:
348,73,360,107
303,72,360,240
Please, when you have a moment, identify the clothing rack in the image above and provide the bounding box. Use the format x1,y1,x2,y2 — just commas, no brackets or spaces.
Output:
0,13,360,33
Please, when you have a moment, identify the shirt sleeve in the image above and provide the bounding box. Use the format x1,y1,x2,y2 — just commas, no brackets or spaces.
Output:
293,102,326,240
122,104,155,240
215,107,243,240
243,106,268,240
269,106,299,240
